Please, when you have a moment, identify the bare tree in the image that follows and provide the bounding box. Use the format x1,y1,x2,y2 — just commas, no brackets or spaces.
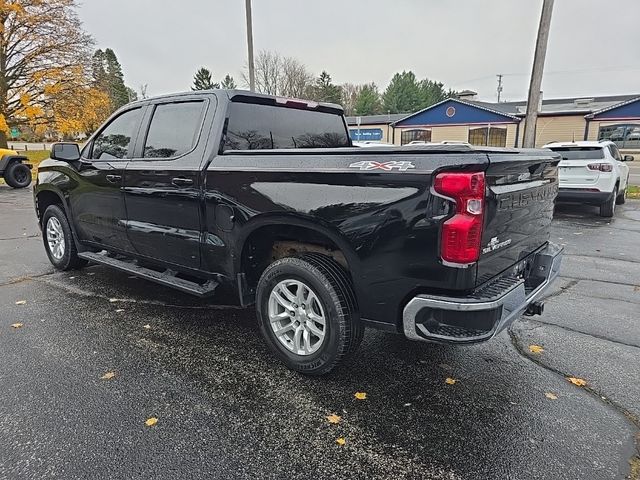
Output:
280,57,314,98
341,83,363,116
243,50,313,98
242,50,281,95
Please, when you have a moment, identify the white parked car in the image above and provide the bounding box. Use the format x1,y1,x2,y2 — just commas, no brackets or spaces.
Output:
543,141,633,217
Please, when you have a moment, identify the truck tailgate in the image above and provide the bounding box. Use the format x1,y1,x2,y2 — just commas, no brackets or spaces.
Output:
476,150,560,286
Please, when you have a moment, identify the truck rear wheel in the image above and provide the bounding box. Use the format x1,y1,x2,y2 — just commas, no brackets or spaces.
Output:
256,253,363,375
42,205,87,271
3,162,31,188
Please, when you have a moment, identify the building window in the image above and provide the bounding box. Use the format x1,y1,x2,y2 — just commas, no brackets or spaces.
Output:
468,125,507,147
598,123,640,149
401,129,431,145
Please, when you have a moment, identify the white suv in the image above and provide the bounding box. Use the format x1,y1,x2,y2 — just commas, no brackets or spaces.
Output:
543,141,633,217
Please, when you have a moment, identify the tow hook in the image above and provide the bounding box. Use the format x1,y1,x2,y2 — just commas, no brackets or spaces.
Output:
524,301,544,316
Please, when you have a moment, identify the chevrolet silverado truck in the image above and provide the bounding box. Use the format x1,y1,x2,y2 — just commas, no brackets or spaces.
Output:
34,90,562,375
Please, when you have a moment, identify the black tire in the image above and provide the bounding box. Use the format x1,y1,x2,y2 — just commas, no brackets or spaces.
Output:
256,253,363,375
3,162,31,188
41,205,87,270
600,187,617,218
616,183,627,205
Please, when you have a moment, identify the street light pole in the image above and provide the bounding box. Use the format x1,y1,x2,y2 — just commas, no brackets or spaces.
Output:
245,0,255,92
522,0,554,148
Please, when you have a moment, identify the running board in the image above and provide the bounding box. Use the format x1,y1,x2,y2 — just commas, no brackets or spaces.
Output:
78,251,218,297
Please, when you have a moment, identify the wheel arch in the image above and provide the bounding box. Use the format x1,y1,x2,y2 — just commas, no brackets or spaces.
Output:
236,215,361,303
0,154,28,173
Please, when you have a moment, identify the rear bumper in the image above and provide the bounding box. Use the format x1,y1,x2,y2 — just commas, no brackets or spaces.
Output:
402,242,563,344
557,188,611,204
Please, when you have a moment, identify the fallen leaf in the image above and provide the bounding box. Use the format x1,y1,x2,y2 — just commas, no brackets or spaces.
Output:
445,377,457,385
336,437,346,446
15,300,26,305
567,377,587,387
354,392,367,400
529,345,544,354
145,417,158,427
11,323,23,328
544,392,558,400
101,371,116,380
326,414,341,424
143,324,151,329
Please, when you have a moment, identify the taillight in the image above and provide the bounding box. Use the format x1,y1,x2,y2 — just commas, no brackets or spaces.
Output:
434,172,485,264
587,163,613,172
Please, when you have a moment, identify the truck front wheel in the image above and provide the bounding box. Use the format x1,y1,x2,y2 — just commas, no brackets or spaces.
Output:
256,253,363,375
41,205,87,271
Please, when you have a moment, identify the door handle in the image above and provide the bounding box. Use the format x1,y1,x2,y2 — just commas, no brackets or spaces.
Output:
106,174,122,183
172,177,193,186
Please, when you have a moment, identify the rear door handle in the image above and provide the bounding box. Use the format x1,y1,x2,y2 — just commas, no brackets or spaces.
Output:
172,177,193,186
106,174,122,183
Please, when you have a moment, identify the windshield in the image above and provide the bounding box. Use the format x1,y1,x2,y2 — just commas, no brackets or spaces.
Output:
549,146,604,160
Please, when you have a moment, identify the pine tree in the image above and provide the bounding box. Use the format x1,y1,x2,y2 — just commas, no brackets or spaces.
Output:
220,74,236,89
92,49,133,110
192,67,219,90
103,49,129,109
307,71,342,104
354,83,382,115
382,71,423,114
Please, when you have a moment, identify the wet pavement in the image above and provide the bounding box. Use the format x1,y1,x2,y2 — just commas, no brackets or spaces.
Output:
1,185,639,479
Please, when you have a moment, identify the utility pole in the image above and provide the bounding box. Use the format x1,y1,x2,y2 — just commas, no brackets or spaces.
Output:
523,0,554,148
245,0,255,92
496,74,503,102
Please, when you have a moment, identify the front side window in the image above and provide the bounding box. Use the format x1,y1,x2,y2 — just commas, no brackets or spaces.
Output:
468,126,506,147
223,102,349,151
401,129,431,145
91,108,142,160
144,102,206,158
598,123,640,149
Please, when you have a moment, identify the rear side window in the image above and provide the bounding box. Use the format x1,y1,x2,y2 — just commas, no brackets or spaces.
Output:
549,147,604,160
143,101,205,158
91,107,142,160
223,102,349,151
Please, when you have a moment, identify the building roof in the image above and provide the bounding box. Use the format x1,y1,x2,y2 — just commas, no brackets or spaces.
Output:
481,94,640,116
346,113,407,126
347,94,640,128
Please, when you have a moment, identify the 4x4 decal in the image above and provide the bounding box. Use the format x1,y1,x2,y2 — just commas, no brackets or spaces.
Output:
348,160,415,171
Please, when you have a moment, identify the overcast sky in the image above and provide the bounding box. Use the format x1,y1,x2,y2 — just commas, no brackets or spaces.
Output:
78,0,640,102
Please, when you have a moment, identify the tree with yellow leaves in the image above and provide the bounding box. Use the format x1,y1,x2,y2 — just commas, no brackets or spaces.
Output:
0,0,93,147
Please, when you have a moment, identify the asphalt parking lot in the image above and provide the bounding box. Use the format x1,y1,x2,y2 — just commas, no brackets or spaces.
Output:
1,185,639,480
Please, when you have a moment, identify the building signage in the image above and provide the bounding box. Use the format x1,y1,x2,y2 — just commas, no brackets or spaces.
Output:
349,128,383,141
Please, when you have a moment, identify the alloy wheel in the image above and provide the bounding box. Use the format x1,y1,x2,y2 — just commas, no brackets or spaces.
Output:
268,279,326,356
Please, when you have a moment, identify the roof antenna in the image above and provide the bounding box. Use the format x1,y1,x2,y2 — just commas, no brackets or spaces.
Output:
572,132,575,142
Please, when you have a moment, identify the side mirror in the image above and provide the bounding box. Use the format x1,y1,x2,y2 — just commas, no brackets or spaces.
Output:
50,142,80,162
623,155,634,162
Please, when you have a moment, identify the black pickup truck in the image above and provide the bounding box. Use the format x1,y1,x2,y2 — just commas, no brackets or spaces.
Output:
34,90,562,375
